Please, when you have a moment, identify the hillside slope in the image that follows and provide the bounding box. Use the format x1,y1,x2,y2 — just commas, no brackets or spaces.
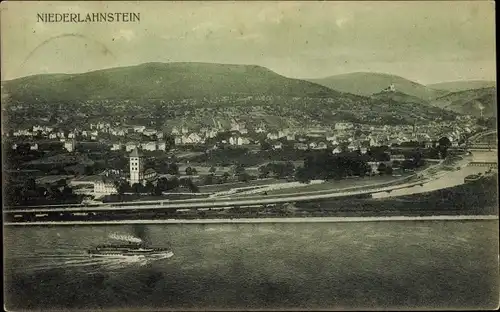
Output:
370,91,430,106
308,72,445,100
430,87,496,117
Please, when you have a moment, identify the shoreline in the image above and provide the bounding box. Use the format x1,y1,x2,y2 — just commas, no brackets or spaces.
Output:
4,215,498,226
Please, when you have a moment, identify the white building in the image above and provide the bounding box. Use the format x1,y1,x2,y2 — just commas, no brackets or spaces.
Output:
316,142,328,150
157,141,166,151
143,129,157,136
332,146,343,154
111,143,123,151
125,142,138,152
133,125,146,133
142,141,157,151
294,143,308,150
267,132,279,140
335,122,354,131
94,179,118,197
64,140,76,152
129,148,144,185
181,133,203,144
229,136,250,146
273,142,283,150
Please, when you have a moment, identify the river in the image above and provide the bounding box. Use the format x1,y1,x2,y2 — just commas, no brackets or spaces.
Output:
4,220,499,310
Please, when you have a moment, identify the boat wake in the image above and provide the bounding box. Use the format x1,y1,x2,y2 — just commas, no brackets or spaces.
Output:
13,251,154,275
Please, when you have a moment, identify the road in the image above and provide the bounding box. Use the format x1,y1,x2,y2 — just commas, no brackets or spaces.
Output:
4,178,440,214
468,129,497,143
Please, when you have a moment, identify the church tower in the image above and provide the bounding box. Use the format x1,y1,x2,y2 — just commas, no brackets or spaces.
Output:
129,148,144,185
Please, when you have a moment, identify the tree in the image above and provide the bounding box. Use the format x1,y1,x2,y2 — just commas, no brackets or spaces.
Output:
34,186,47,197
144,181,155,194
204,174,214,185
49,186,62,199
132,183,143,194
231,164,246,177
62,186,74,197
23,178,37,191
238,172,251,182
184,178,199,193
295,166,311,183
377,163,387,175
439,147,448,159
16,143,31,156
222,172,230,183
385,166,393,175
152,185,163,196
114,181,128,195
260,140,272,151
156,177,169,191
166,177,180,191
438,137,452,148
167,163,179,175
258,165,271,178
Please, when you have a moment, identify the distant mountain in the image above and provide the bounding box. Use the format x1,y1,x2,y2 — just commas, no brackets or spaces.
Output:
308,72,446,100
2,62,338,102
428,80,496,93
430,87,496,117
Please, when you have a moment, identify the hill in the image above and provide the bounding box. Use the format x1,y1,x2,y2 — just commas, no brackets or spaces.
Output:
428,80,496,92
2,62,460,129
308,72,446,100
2,62,339,102
430,87,496,117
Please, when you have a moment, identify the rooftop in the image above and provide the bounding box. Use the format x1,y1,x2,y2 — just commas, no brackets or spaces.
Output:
129,147,143,157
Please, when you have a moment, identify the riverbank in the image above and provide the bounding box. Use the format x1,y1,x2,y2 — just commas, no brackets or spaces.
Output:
5,172,497,225
4,215,498,225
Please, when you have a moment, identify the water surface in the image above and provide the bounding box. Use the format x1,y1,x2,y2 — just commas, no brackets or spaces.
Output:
4,220,499,310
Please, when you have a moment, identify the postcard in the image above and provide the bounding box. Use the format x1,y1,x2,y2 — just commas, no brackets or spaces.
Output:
1,1,498,311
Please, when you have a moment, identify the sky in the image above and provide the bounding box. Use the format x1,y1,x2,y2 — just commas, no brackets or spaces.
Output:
0,1,496,84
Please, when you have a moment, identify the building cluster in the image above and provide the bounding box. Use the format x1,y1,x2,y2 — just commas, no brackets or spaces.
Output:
7,115,479,154
68,147,158,198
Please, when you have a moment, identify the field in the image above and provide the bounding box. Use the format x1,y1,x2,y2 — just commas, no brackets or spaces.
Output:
259,174,412,196
198,178,288,193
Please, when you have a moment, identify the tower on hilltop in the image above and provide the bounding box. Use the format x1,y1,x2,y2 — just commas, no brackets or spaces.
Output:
129,147,144,185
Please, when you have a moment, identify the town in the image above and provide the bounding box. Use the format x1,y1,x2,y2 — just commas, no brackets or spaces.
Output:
3,106,492,209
